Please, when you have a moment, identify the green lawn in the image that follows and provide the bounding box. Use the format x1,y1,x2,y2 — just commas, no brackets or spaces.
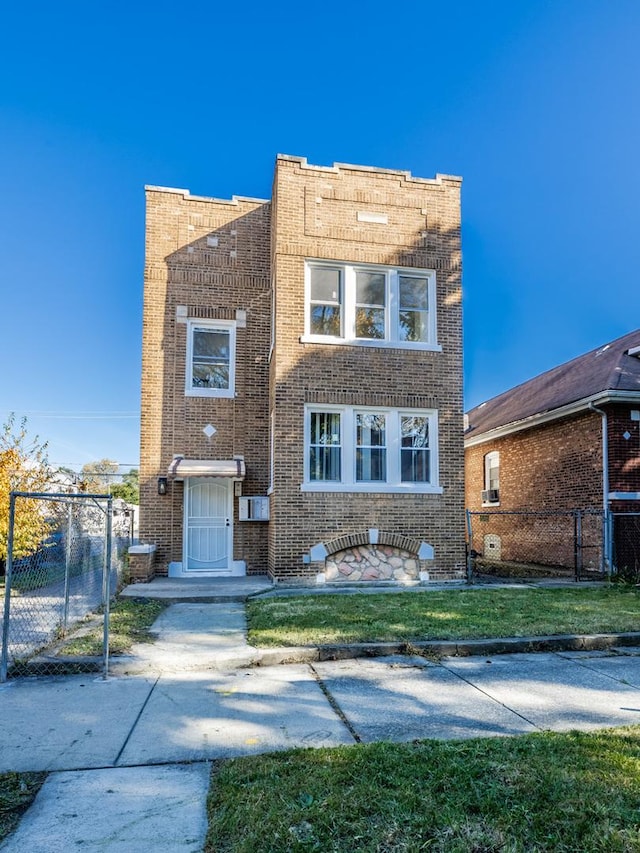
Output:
61,598,167,656
206,727,640,852
247,586,640,647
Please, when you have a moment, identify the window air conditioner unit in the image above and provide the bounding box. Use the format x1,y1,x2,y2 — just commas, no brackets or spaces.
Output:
481,489,499,503
238,496,270,521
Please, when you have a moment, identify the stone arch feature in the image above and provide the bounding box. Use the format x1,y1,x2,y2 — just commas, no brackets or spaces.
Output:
316,529,434,583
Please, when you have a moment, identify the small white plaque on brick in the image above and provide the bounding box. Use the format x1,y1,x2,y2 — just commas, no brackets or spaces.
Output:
357,211,388,224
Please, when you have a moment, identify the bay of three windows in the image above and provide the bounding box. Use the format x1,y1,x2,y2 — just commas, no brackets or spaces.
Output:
305,406,440,493
306,261,438,348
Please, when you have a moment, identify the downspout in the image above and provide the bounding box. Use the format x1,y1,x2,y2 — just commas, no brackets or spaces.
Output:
589,402,611,574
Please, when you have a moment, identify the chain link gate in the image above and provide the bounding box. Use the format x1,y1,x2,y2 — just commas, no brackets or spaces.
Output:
1,491,131,681
466,509,607,582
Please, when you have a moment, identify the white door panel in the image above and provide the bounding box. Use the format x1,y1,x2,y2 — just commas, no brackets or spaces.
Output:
185,478,231,572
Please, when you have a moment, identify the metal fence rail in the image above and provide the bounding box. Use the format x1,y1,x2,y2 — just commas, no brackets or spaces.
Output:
466,509,606,582
1,492,131,680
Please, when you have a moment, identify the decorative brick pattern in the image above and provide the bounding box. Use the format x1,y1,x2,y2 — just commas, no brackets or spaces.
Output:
323,529,424,556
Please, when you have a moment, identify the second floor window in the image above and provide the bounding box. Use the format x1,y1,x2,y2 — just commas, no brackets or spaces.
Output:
304,261,438,349
483,451,500,503
186,320,236,398
309,266,342,337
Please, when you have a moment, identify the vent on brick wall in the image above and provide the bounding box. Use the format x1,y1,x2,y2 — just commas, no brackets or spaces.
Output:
481,489,499,503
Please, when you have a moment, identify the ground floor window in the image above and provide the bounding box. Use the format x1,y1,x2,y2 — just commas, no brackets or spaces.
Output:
304,405,440,493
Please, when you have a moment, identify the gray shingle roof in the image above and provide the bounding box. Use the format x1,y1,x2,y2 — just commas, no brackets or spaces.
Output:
466,329,640,438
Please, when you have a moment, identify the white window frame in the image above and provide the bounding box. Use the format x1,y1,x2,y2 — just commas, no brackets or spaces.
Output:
302,260,440,351
483,451,500,505
302,404,442,493
185,319,236,398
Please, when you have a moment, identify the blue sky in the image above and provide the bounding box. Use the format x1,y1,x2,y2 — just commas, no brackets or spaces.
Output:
1,0,639,469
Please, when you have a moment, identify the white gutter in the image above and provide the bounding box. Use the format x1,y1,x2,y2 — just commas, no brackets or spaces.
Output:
589,401,611,574
464,390,640,448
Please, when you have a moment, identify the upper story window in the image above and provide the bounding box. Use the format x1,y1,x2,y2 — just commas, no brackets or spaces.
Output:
309,266,343,337
186,319,236,398
482,451,500,504
303,261,439,350
304,405,441,493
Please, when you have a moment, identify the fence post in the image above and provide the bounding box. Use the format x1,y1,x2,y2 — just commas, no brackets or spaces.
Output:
102,496,113,680
465,509,474,583
1,493,18,682
573,511,583,582
62,501,73,634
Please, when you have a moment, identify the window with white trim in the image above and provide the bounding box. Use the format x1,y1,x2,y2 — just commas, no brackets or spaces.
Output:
304,261,438,349
185,319,236,398
304,405,440,493
482,451,500,504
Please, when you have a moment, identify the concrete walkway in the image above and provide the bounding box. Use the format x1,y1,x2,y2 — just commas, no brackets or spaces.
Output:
4,597,640,851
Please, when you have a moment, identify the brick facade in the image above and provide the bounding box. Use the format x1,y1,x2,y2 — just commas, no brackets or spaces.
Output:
465,403,640,572
140,188,271,574
140,155,466,582
609,406,640,511
465,404,640,513
465,411,603,513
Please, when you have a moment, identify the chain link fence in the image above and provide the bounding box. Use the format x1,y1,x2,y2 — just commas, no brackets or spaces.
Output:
1,492,132,680
466,509,607,582
612,513,640,583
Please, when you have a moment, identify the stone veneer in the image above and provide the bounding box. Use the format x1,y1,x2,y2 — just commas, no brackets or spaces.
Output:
326,545,420,582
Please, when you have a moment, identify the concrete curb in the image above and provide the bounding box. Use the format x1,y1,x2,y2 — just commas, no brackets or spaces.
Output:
253,631,640,666
16,632,640,678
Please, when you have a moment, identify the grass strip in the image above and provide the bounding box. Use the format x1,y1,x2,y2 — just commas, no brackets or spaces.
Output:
0,772,46,843
247,586,640,647
206,727,640,852
61,597,167,656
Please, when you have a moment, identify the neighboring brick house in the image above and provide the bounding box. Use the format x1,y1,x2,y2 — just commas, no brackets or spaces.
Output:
139,155,465,584
465,330,640,572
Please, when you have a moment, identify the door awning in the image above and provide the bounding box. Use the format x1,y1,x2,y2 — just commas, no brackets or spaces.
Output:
168,457,246,480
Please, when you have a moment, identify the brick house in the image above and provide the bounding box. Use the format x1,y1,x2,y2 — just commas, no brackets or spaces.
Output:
139,155,465,584
465,330,640,573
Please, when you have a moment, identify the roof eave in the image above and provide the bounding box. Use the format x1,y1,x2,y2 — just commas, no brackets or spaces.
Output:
464,390,640,448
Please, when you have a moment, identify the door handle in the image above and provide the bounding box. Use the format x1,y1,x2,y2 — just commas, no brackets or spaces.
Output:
226,519,230,527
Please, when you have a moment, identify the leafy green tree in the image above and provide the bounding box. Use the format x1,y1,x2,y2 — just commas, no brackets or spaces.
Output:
0,415,52,572
110,468,139,504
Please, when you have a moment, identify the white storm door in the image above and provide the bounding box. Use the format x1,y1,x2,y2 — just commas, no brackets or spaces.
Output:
185,478,231,572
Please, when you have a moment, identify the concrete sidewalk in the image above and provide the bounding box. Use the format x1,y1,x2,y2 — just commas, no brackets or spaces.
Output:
4,601,640,850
